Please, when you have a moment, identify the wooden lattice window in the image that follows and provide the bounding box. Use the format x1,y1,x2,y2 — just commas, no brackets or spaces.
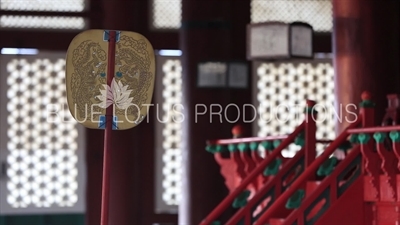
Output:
254,60,335,157
0,53,86,214
155,55,182,213
0,0,88,30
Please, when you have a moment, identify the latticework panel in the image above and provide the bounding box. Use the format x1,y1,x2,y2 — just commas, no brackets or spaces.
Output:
0,0,86,12
0,0,87,29
0,16,86,29
251,0,333,32
152,0,182,29
255,61,335,157
4,58,80,209
161,59,182,206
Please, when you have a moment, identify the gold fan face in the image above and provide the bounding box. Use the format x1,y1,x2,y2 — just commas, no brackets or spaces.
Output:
66,29,155,130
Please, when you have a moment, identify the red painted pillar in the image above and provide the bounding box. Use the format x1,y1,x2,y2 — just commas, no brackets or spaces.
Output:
333,0,399,133
179,1,251,224
86,1,146,225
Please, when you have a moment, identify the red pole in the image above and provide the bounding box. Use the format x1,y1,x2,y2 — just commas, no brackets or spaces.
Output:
101,30,116,225
207,136,288,145
347,126,400,134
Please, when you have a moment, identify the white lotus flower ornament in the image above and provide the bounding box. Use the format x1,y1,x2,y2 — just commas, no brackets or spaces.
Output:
97,78,133,109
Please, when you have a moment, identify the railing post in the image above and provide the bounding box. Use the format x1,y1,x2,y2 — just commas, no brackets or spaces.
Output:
360,91,375,127
358,91,380,202
231,125,247,187
209,145,241,193
374,132,397,202
390,132,400,202
229,144,247,185
305,100,317,168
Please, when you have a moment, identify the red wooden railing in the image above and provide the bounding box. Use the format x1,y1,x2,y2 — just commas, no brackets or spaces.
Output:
226,147,306,224
282,146,362,225
202,91,400,224
270,125,400,224
201,100,329,224
200,121,306,225
211,135,291,193
215,136,284,193
348,125,400,133
208,136,289,145
253,116,362,225
348,125,400,203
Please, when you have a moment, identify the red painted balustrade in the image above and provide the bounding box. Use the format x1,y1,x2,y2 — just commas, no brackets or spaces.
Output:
252,116,363,225
201,100,319,224
201,121,306,225
202,92,400,225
